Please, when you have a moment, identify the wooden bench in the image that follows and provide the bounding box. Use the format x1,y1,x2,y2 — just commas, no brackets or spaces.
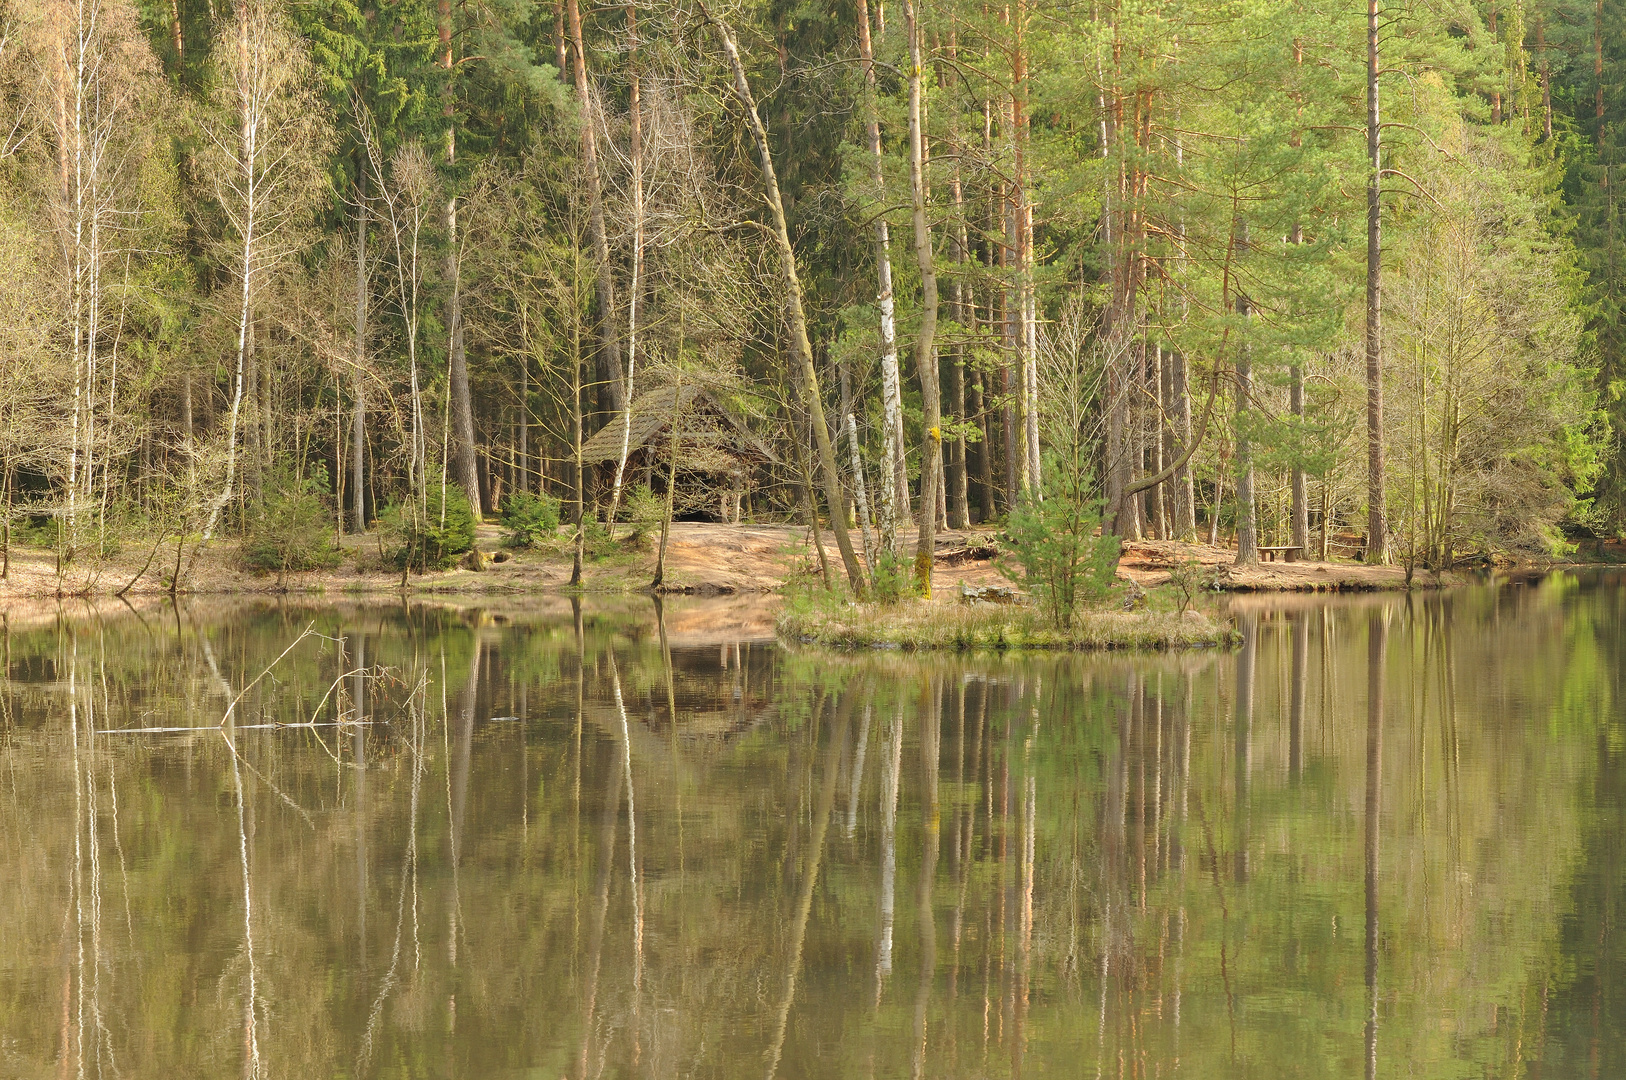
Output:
1257,545,1303,563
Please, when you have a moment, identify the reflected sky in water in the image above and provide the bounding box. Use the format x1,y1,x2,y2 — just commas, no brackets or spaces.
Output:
2,576,1625,1078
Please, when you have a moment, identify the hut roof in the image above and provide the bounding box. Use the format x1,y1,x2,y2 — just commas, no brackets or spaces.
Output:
579,384,779,466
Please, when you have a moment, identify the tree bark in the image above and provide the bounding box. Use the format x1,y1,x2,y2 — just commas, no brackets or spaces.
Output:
942,33,971,531
447,233,481,512
1537,17,1552,141
606,5,644,533
440,0,481,514
700,3,866,595
518,350,529,494
1234,296,1257,565
566,0,624,422
1014,3,1038,498
570,268,585,587
169,0,184,60
652,369,680,589
201,5,263,540
905,0,941,594
1365,0,1388,563
840,363,878,564
1596,0,1606,142
351,176,367,532
970,358,991,522
856,0,910,544
1290,362,1308,559
1153,343,1167,538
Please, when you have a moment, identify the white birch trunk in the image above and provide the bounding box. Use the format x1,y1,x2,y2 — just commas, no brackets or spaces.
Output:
856,0,911,547
203,9,262,540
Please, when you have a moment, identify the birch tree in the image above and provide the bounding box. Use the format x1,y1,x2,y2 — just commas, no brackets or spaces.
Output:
855,0,910,545
34,0,157,556
698,0,867,595
369,137,436,509
197,0,328,539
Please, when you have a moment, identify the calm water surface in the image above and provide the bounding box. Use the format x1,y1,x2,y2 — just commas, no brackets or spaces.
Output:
3,577,1626,1078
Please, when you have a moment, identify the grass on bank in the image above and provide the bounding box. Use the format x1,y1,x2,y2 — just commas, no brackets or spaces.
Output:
779,463,1236,651
777,585,1236,651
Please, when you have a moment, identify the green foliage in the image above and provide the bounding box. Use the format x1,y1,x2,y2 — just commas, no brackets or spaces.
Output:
499,491,560,548
868,550,915,605
1000,456,1121,628
383,483,476,572
241,467,344,576
618,484,664,547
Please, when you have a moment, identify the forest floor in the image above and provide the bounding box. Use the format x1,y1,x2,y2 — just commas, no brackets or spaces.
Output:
1114,537,1468,591
0,521,1462,602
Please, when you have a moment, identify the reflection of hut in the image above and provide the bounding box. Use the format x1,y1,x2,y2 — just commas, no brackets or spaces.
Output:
580,383,778,522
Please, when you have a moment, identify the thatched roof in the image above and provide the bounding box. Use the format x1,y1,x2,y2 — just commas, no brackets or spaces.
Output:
579,384,779,467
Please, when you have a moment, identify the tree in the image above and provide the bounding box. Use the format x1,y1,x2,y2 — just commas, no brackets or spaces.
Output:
196,0,329,539
699,0,867,596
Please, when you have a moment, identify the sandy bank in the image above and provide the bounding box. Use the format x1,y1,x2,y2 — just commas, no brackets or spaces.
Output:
0,522,1460,602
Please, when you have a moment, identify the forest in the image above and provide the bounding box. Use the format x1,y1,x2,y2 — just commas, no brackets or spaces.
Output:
0,0,1620,592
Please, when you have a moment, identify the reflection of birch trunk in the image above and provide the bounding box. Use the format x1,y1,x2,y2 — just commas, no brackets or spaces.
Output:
448,637,479,966
1365,610,1386,1080
1016,692,1038,1072
608,652,644,1062
950,680,984,1001
875,704,904,1000
357,673,426,1075
1234,614,1255,882
763,696,848,1080
1173,676,1191,1049
69,641,85,1078
911,680,941,1080
847,703,872,839
224,721,262,1079
577,678,624,1080
1291,613,1308,781
351,634,368,966
656,597,684,874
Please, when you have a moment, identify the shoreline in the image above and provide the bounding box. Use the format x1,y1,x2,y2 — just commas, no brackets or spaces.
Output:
0,525,1582,605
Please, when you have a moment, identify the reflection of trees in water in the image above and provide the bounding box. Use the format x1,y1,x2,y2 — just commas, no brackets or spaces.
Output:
0,583,1622,1076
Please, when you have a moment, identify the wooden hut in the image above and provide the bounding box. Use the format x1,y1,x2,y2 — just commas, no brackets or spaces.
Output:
579,383,778,522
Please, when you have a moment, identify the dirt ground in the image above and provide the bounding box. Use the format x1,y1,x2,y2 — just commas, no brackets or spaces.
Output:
1114,537,1465,591
0,521,1457,602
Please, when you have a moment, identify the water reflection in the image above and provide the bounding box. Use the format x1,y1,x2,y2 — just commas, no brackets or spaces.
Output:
0,578,1623,1077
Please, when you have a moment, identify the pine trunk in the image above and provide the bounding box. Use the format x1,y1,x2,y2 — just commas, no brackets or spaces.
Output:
1365,0,1387,563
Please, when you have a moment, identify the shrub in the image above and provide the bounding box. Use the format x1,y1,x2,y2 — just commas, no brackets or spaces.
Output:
868,549,915,604
242,467,343,577
1165,558,1218,615
999,455,1120,628
383,483,477,572
500,491,561,549
620,483,664,548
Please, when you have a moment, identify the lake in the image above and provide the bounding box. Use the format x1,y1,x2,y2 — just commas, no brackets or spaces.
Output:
2,575,1623,1078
